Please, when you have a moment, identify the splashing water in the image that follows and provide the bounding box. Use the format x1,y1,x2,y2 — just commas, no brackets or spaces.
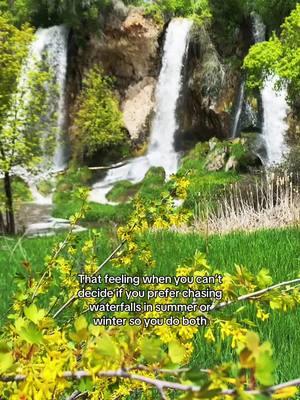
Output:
251,13,288,165
261,77,288,164
90,18,193,203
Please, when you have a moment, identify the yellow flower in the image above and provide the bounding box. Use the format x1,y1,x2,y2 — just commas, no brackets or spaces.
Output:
257,307,270,321
204,328,216,343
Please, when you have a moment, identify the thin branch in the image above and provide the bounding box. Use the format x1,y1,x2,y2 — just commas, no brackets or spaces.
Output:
66,391,88,400
87,162,127,171
212,278,300,311
1,369,300,397
31,227,76,301
128,365,211,376
53,240,126,319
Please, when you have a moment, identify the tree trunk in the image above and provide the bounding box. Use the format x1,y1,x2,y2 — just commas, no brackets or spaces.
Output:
0,211,5,234
4,172,15,235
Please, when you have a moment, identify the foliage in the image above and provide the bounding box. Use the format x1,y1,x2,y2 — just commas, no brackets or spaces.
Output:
144,0,211,25
244,4,300,104
106,180,137,203
176,140,240,212
0,15,59,172
194,172,300,234
0,177,32,210
0,15,59,233
253,0,297,31
0,179,299,398
106,167,166,203
0,15,33,162
0,0,110,30
52,167,133,224
73,66,129,161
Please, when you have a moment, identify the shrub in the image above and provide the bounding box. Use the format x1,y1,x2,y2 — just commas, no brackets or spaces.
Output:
72,66,129,162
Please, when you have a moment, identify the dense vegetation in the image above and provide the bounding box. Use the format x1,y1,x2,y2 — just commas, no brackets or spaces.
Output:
72,66,129,162
244,4,300,105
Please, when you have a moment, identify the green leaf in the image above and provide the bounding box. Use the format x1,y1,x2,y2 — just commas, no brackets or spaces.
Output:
24,304,45,325
245,331,260,354
74,316,88,332
168,340,186,364
255,351,275,386
19,322,43,344
94,335,119,361
0,353,13,374
140,337,163,363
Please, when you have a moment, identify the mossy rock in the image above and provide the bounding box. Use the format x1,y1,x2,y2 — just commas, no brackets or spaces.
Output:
106,180,140,203
37,180,54,196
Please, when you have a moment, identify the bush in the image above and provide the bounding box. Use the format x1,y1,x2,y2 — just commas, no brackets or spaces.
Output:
72,66,129,162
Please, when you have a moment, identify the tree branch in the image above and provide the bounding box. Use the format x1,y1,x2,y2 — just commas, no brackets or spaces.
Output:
1,369,300,398
52,240,126,319
211,278,300,311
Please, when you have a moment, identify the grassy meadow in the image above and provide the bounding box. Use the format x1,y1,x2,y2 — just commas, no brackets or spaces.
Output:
1,226,299,383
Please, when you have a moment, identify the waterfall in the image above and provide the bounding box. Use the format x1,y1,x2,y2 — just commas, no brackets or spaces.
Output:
231,80,245,138
31,25,69,171
90,18,193,203
147,18,193,172
251,13,288,164
14,25,69,173
10,25,69,204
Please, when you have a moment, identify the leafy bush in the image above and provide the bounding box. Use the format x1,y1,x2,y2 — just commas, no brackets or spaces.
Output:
144,0,211,24
244,4,300,104
73,66,129,162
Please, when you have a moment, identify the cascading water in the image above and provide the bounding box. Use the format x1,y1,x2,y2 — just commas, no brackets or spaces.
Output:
231,80,245,138
90,18,193,203
27,25,69,171
261,78,289,164
251,13,289,164
12,25,69,204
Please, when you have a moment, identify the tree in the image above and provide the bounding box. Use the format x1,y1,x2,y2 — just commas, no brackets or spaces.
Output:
253,0,297,31
0,15,57,234
73,66,129,161
243,4,300,105
0,0,108,30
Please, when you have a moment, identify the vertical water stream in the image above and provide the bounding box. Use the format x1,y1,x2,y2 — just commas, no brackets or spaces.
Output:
90,18,193,203
14,25,69,204
252,13,288,164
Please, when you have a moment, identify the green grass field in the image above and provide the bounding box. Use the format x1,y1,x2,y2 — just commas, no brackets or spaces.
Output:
0,227,299,383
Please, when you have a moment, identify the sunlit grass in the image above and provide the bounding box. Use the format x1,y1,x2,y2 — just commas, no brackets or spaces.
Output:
0,227,299,381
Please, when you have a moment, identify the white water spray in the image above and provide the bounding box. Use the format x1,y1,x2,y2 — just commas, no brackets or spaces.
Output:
231,80,245,138
252,13,288,164
261,78,289,164
90,18,193,203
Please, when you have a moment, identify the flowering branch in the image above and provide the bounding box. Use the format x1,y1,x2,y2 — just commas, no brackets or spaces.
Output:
53,240,126,319
212,277,300,310
1,369,300,398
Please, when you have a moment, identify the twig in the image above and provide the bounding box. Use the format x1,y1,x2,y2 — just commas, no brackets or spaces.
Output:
87,161,127,171
31,227,75,301
66,391,88,400
211,277,300,310
53,240,126,319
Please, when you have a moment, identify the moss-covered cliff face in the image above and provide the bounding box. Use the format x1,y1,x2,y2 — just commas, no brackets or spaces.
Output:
67,2,164,157
174,24,243,149
65,4,266,163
